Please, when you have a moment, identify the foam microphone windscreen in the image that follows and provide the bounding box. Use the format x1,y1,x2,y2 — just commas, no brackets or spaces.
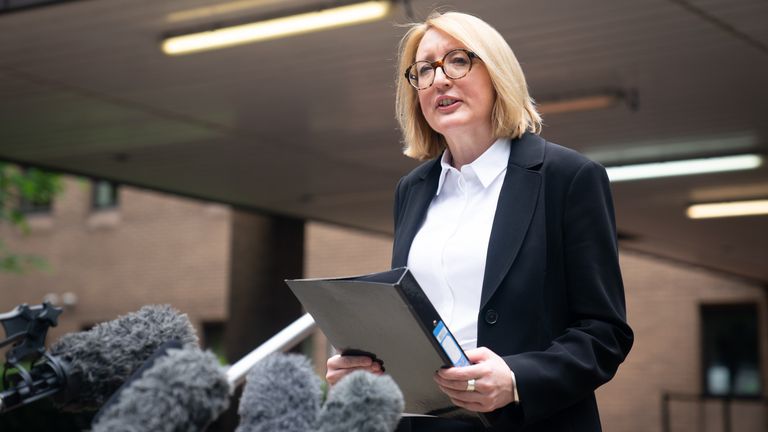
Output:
235,353,323,432
317,370,404,432
49,304,198,411
90,339,183,425
90,347,231,432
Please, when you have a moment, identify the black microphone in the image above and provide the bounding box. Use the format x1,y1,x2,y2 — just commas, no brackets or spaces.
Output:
0,304,198,413
235,353,323,432
90,346,231,432
317,370,404,432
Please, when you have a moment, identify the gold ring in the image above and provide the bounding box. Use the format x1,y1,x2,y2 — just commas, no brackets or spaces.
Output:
466,378,476,392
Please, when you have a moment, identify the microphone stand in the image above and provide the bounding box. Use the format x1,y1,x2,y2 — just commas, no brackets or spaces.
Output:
0,303,76,414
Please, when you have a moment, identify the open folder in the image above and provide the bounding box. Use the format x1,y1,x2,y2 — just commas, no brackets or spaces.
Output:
285,267,489,426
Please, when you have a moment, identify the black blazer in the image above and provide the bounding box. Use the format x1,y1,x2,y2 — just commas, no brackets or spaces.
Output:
392,133,634,431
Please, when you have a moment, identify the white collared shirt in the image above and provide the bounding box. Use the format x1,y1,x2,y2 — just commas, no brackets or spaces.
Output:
407,138,510,350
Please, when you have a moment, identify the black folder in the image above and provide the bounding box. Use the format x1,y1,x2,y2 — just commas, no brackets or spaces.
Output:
285,267,489,426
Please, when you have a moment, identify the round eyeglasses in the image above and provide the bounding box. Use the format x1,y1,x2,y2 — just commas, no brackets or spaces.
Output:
404,49,480,90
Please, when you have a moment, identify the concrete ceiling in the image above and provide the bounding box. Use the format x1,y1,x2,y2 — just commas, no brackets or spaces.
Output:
1,0,767,282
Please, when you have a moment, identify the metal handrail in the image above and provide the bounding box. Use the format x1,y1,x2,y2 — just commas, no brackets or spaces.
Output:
661,391,768,432
225,313,317,388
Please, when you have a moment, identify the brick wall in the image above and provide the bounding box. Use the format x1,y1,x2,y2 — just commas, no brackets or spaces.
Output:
304,221,393,278
0,177,231,340
599,250,767,432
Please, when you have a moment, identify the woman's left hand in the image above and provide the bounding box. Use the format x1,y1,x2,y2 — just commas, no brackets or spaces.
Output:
433,347,514,413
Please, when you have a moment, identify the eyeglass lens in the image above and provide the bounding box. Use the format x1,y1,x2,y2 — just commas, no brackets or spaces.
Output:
408,49,473,89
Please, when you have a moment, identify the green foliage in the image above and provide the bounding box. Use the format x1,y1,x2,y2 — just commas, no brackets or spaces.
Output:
0,241,49,274
0,162,63,273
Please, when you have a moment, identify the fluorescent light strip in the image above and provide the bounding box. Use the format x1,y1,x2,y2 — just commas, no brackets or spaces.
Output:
162,1,391,55
606,154,763,182
537,94,620,115
687,199,768,219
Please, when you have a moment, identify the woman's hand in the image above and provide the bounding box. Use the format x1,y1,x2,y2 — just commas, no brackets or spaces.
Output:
325,354,383,386
433,347,514,413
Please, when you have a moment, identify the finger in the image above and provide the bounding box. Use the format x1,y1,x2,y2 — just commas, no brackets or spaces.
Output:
433,374,477,392
449,397,489,413
464,347,492,363
326,354,341,370
437,385,486,404
450,379,489,395
326,368,351,386
329,365,382,383
333,355,374,369
449,393,496,413
437,364,486,381
342,355,375,368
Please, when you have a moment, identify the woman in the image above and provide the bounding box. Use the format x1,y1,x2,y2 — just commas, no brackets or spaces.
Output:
327,11,633,432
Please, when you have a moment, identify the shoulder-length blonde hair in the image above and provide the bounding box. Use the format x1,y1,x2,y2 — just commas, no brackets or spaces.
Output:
395,11,542,160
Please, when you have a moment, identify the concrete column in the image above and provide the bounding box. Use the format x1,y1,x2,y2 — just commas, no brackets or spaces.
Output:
225,210,305,362
210,211,305,431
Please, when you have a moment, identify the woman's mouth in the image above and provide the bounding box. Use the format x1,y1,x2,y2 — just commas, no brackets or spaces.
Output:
435,96,462,113
437,98,459,108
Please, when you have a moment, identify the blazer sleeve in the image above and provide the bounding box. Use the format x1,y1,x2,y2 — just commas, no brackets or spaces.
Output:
504,160,634,425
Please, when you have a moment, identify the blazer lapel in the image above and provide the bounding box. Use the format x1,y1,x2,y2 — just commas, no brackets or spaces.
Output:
480,133,545,308
392,159,441,268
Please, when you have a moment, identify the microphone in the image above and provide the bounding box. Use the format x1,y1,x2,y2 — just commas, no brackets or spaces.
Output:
234,353,403,432
50,304,199,411
235,353,323,432
90,346,231,432
317,370,404,432
0,304,198,413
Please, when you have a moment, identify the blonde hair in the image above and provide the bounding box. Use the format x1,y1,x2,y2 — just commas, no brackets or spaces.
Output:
395,11,542,160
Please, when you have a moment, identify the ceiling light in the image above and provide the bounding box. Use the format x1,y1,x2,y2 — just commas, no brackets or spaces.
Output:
162,1,391,56
606,154,763,182
537,89,637,115
687,199,768,219
587,133,757,166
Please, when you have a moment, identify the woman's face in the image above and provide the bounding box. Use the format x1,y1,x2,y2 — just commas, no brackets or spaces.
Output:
415,29,495,143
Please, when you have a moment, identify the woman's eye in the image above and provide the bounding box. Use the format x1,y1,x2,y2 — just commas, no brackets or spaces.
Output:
418,65,433,76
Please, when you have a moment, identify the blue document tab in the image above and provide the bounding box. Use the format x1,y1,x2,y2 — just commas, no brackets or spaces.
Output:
432,321,470,367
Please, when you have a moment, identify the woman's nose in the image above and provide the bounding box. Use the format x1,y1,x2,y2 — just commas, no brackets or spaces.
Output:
433,67,452,87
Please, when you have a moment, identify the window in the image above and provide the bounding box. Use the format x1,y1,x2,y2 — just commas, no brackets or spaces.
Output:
18,195,52,214
18,171,53,214
91,180,119,210
701,304,762,397
9,166,59,215
202,321,227,364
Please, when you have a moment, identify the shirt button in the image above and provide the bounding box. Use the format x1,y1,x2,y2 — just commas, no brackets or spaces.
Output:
485,309,499,325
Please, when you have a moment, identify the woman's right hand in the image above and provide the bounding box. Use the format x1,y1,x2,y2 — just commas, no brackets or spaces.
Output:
325,354,383,386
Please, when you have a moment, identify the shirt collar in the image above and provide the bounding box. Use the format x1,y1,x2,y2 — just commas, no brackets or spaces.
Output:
435,138,510,195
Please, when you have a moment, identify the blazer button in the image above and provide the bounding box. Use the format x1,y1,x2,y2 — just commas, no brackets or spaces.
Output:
485,309,499,325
